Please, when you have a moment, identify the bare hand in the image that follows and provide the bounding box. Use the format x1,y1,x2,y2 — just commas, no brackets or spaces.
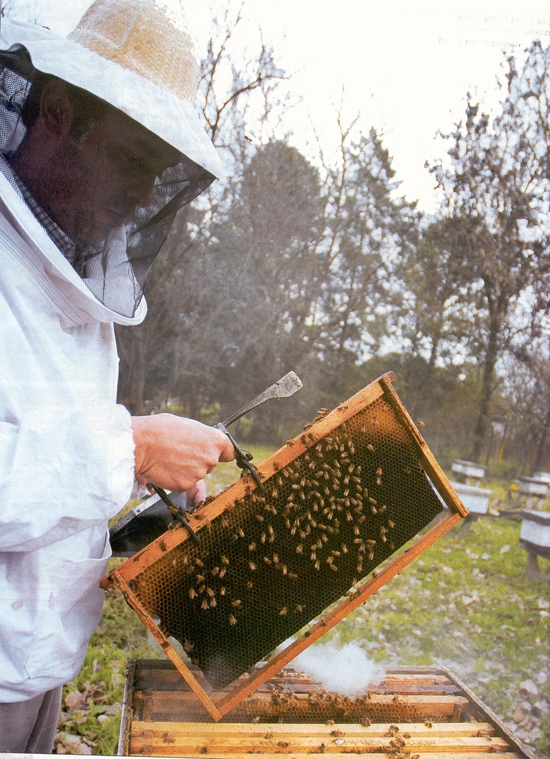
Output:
131,414,234,493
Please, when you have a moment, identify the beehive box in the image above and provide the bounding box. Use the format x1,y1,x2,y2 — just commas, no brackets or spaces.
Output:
119,660,533,758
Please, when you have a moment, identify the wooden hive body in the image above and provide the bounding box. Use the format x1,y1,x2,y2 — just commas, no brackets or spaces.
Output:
120,660,533,758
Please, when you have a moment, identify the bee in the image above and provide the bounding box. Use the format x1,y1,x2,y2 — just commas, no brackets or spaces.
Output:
220,587,226,596
345,511,353,522
201,599,209,610
358,515,366,524
261,533,267,544
219,567,227,579
378,504,387,513
389,542,394,550
341,544,348,554
370,505,378,515
279,607,288,616
249,561,257,570
288,573,298,580
273,553,279,564
310,552,317,561
210,598,217,608
330,550,341,557
329,564,338,572
388,519,395,528
314,560,321,570
372,569,378,577
198,584,206,593
263,557,272,565
286,439,295,446
264,730,274,739
354,525,360,536
376,467,383,476
232,599,241,607
368,551,375,561
229,614,237,626
206,587,215,597
211,566,220,577
284,518,291,529
189,588,197,599
221,556,229,565
221,519,229,529
367,443,375,453
424,721,432,728
196,574,205,583
326,556,334,564
296,544,303,554
246,581,253,589
321,533,328,543
194,558,204,568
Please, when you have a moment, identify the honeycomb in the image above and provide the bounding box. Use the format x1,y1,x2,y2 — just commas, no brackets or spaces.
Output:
130,396,443,689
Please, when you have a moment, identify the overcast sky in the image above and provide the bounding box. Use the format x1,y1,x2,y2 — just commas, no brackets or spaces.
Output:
9,0,550,212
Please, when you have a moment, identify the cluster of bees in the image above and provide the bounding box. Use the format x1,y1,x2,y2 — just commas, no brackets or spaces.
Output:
176,407,400,632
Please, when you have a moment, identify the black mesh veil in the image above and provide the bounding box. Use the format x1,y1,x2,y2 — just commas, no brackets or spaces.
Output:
0,44,216,318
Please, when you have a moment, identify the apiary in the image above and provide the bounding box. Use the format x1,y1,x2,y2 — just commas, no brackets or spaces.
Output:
102,373,467,721
118,660,533,758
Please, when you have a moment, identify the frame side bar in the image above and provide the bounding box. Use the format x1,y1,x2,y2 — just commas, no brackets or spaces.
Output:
108,570,223,722
380,376,468,518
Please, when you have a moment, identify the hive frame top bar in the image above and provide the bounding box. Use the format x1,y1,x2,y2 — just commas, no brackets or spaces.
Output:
101,372,467,721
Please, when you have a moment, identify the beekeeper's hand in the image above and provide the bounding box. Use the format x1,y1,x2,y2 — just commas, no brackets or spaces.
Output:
131,414,234,493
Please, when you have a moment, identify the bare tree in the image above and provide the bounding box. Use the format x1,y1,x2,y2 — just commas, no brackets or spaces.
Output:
429,44,550,462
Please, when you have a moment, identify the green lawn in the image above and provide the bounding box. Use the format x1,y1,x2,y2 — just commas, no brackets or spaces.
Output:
57,454,550,755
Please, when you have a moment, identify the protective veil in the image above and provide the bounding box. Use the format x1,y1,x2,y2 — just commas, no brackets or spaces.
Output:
0,2,223,317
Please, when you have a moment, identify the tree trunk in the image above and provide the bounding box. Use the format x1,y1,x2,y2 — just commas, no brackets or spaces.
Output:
471,320,499,463
534,405,550,472
116,325,149,415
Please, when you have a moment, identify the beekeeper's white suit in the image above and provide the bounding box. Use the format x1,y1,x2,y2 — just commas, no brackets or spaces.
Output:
0,0,226,750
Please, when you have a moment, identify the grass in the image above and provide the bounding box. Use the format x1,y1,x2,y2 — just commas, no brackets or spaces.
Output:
60,454,550,755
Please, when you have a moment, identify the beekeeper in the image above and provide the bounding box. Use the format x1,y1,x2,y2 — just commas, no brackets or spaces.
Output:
0,0,234,751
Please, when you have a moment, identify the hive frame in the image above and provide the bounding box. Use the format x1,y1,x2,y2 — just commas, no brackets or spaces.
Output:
102,373,467,722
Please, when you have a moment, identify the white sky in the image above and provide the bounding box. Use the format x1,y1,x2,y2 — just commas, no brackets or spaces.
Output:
9,0,550,212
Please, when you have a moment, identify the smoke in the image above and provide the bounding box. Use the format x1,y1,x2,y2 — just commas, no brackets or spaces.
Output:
292,639,385,697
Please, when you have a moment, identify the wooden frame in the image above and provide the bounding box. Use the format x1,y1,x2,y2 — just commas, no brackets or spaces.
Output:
102,373,468,722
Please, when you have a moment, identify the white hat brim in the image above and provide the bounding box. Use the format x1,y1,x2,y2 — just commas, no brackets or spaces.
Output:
0,18,226,179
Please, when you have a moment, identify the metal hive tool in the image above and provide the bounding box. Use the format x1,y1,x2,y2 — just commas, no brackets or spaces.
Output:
101,373,467,721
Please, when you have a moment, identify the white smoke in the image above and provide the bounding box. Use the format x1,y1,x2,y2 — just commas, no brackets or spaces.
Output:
292,639,385,697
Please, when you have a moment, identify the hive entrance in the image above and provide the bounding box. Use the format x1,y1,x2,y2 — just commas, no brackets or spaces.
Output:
103,373,467,720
